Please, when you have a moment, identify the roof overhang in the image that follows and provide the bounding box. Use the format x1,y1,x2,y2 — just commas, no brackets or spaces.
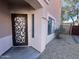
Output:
24,0,43,10
5,0,43,10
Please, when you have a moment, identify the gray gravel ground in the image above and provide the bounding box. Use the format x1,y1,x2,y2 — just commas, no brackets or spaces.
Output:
37,34,79,59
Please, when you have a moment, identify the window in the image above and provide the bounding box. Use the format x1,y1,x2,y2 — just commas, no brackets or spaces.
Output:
32,14,34,38
48,17,55,35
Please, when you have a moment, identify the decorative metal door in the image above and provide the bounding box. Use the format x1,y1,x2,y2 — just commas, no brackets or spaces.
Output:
11,14,28,46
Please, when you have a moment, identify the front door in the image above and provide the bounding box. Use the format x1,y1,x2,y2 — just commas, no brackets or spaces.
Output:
11,14,28,46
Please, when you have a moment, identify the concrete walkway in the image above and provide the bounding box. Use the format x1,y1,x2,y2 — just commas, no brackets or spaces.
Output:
38,34,79,59
0,47,40,59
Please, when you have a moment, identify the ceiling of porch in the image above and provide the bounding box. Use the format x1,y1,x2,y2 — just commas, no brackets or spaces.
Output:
5,0,42,10
6,0,35,10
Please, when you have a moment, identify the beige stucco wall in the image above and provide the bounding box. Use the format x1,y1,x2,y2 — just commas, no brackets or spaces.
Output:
47,0,61,28
0,1,12,38
38,0,61,27
0,1,12,55
10,0,61,52
40,0,61,52
0,0,61,54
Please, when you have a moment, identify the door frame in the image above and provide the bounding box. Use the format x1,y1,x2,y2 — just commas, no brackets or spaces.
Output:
11,14,28,46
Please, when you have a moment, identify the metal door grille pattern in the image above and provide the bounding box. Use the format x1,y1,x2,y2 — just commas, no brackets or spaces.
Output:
14,17,26,43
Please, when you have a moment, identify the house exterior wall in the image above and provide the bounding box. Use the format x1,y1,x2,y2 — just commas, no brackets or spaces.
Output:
0,0,61,55
10,0,61,52
0,1,12,56
40,0,61,52
0,1,12,38
39,0,61,28
48,0,61,28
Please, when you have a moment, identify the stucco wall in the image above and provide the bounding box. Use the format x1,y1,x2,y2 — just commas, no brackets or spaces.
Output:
47,0,61,28
10,0,61,52
38,0,61,28
0,0,12,38
40,0,61,52
0,1,12,56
